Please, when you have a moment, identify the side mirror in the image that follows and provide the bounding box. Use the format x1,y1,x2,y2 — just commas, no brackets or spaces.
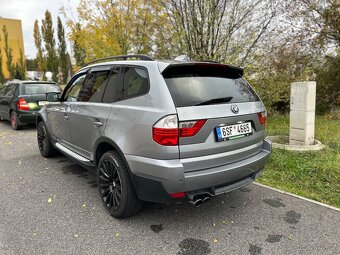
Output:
46,92,61,102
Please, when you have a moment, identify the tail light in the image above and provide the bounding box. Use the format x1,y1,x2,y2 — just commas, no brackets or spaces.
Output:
17,98,29,111
152,115,206,146
152,115,179,146
179,120,206,137
257,111,267,127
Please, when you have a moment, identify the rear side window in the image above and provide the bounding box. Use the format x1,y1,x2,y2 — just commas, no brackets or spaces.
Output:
122,67,149,100
163,65,259,107
102,66,121,103
22,83,59,95
78,67,111,102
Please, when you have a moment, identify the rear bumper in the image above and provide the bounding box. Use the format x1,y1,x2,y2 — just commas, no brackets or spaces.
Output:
126,139,272,204
17,110,38,124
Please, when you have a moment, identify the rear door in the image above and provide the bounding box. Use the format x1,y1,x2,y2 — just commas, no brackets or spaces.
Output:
67,65,116,160
162,64,267,171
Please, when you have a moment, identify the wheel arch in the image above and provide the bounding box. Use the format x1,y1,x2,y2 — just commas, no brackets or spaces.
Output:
94,137,132,174
36,114,43,124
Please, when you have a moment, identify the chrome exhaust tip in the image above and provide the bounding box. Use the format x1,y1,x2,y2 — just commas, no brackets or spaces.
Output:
189,199,203,207
202,196,210,203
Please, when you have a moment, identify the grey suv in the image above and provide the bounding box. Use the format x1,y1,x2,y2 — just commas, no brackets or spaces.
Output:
37,55,272,218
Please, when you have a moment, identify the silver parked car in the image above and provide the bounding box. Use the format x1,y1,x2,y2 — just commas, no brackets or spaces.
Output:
37,55,272,218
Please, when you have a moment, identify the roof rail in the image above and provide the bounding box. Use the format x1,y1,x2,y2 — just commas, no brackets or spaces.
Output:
83,54,153,67
202,60,220,63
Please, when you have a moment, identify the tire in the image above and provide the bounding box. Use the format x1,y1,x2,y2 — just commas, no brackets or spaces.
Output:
37,121,59,157
97,151,142,218
10,111,22,130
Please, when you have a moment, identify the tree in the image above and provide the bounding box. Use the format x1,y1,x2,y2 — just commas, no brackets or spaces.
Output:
16,49,26,80
162,0,281,65
286,0,340,112
65,0,172,61
41,11,58,82
33,20,45,72
71,23,86,67
2,25,15,79
26,58,38,71
57,16,69,84
0,33,5,83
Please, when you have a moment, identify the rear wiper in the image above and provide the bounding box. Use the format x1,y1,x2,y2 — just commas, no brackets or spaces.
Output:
195,96,233,106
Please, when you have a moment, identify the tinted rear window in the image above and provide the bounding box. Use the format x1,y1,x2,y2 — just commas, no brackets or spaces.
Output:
163,65,259,107
22,84,60,95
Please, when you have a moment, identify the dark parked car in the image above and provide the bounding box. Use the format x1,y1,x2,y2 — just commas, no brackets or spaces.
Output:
0,80,61,130
37,55,272,218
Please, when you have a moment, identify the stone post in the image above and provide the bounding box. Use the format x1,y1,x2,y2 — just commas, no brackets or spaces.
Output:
289,82,316,146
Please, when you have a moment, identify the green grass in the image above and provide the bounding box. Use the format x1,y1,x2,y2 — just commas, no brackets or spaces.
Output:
257,115,340,208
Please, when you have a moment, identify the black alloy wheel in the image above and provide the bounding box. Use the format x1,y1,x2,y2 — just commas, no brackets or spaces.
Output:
98,159,122,210
37,122,47,153
97,151,142,218
37,121,58,157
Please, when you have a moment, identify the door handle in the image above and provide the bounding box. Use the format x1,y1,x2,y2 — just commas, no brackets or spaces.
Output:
93,121,103,127
64,115,69,120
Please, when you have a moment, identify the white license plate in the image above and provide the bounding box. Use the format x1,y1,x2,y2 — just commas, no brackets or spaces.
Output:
215,122,252,141
38,101,48,106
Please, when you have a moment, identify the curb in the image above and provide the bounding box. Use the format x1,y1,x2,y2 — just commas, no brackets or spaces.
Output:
253,182,340,212
267,136,326,151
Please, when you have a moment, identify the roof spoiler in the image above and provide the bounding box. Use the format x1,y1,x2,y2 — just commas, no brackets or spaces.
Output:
160,62,244,77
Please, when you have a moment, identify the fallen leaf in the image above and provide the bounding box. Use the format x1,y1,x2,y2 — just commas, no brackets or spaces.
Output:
82,204,87,208
288,235,293,240
222,221,227,224
213,239,218,243
48,198,52,203
115,233,120,237
33,232,37,236
74,234,79,238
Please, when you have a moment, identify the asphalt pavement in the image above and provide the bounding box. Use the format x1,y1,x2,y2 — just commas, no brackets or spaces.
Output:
0,121,339,255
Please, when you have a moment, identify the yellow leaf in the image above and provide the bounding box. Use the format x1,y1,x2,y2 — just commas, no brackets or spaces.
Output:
48,198,52,203
213,239,218,243
82,204,87,208
115,233,120,237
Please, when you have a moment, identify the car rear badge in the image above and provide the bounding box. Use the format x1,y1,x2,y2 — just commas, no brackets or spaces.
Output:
231,104,239,114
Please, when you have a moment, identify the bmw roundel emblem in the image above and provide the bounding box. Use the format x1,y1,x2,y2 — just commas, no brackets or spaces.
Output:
231,104,239,114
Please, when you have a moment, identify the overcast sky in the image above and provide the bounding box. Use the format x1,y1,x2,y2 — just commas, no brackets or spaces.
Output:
0,0,79,58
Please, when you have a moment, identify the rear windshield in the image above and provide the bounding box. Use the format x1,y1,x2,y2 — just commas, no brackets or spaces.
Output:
163,65,259,107
22,83,60,95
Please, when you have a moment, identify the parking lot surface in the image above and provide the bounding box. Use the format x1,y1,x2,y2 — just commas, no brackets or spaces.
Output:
0,121,339,255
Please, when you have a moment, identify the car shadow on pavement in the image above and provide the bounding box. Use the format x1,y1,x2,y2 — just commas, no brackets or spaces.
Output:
53,154,251,225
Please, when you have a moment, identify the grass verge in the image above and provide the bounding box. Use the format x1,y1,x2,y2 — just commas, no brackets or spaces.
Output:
257,115,340,208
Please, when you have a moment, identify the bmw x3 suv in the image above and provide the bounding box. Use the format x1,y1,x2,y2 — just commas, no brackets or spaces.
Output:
37,55,272,218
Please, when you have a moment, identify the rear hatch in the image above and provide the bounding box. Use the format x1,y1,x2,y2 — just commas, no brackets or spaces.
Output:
18,83,60,111
162,63,267,172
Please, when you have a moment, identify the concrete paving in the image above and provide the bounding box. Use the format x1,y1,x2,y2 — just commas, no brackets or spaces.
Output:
0,121,339,255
